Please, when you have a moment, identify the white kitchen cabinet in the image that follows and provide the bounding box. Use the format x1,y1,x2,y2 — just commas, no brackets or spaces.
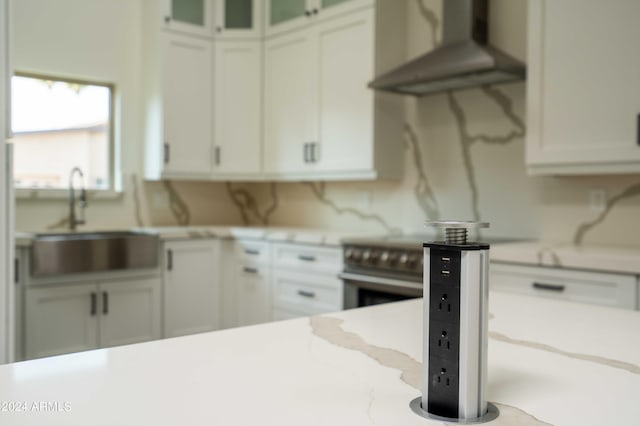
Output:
263,4,405,180
98,277,162,348
271,242,343,318
161,32,214,178
264,28,318,176
235,262,272,326
163,0,215,38
221,239,273,328
25,284,98,360
163,239,221,337
491,262,637,310
213,40,262,177
526,0,640,175
24,274,162,360
265,0,372,38
214,0,262,39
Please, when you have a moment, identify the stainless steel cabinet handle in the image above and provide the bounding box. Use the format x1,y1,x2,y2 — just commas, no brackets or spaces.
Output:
14,258,19,284
532,282,565,292
167,249,173,271
90,292,97,316
244,249,260,255
243,267,259,274
303,143,309,163
298,255,316,262
164,142,170,164
297,290,316,298
102,291,109,315
215,146,221,165
310,143,316,163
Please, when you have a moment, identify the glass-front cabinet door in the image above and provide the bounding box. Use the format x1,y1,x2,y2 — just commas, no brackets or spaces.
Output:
215,0,262,39
163,0,214,37
265,0,311,37
315,0,373,22
265,0,373,37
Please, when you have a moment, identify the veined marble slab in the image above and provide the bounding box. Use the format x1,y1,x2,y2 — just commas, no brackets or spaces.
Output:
491,241,640,275
0,292,638,425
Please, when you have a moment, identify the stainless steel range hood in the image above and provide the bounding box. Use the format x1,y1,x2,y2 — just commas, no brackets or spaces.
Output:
369,0,525,96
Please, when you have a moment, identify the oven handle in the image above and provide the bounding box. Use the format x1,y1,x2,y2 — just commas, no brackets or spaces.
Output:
338,272,423,291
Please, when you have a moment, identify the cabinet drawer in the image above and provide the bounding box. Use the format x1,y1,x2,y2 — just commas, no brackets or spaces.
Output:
234,240,271,265
490,263,637,310
272,243,342,273
272,270,343,315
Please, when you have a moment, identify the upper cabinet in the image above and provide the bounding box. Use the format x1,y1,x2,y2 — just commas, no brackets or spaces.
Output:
163,0,215,37
264,2,406,180
161,32,214,178
527,0,640,175
214,0,263,39
265,0,373,38
144,0,406,181
213,40,263,176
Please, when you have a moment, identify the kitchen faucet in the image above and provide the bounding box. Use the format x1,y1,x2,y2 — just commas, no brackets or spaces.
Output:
69,167,87,231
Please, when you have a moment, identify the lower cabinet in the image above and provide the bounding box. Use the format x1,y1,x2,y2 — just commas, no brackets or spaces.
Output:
235,262,272,326
163,239,221,337
24,275,161,360
491,263,638,310
224,239,273,328
271,242,343,318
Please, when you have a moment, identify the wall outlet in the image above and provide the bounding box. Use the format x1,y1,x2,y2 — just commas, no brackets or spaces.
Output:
589,189,607,214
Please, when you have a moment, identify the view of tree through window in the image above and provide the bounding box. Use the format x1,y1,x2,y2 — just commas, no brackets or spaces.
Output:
11,74,112,190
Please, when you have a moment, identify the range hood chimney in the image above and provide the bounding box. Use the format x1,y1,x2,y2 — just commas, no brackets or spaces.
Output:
369,0,525,96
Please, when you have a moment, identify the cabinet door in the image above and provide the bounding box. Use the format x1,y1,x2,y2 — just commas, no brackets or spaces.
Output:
164,240,221,337
272,269,343,315
314,8,374,174
236,263,272,326
162,32,213,178
527,0,640,174
98,277,161,349
25,284,98,360
265,0,312,37
264,29,318,175
213,41,262,176
164,0,214,37
215,0,262,39
315,0,373,22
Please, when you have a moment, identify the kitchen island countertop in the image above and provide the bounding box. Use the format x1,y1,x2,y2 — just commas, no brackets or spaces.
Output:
0,291,639,425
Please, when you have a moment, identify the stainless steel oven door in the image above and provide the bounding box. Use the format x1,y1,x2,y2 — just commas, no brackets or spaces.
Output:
339,272,423,309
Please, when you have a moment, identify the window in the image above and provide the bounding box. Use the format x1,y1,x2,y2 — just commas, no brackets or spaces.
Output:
11,73,113,191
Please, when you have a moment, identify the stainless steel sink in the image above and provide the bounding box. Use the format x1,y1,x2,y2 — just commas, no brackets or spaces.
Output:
31,231,159,276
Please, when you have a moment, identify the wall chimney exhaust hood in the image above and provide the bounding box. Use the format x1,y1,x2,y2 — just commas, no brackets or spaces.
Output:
369,0,525,96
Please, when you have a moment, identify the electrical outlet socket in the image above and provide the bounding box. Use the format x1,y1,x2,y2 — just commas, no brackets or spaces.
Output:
589,189,607,214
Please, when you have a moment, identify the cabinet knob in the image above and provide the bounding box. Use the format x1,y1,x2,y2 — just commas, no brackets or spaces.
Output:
312,8,318,15
216,26,222,33
305,10,312,17
164,16,171,24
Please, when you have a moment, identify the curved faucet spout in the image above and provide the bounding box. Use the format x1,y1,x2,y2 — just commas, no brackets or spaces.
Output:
69,167,88,231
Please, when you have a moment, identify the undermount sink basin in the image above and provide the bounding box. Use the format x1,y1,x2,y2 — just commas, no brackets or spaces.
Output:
31,231,159,276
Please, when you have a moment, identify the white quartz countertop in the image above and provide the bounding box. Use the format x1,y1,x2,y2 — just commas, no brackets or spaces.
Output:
14,226,363,247
1,291,638,425
491,241,640,275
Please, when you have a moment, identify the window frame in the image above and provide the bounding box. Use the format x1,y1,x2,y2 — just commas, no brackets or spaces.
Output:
11,71,117,198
